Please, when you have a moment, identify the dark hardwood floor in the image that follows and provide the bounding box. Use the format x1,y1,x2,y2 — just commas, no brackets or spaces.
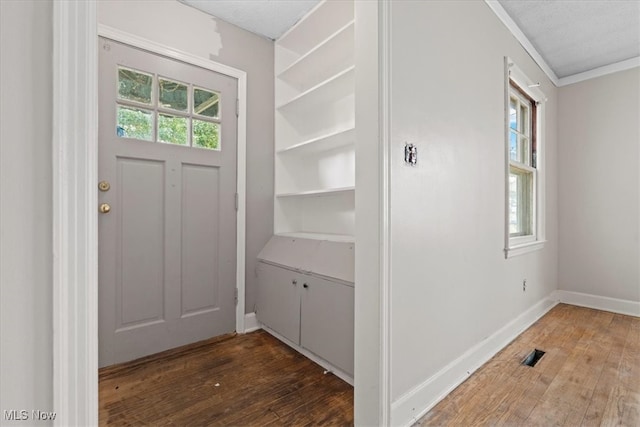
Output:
101,304,639,426
417,304,640,426
99,330,353,426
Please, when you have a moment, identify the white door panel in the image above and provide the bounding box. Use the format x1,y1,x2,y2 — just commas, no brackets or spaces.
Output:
98,38,238,366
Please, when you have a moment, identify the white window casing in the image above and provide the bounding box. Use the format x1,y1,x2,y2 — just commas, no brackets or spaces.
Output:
504,58,547,258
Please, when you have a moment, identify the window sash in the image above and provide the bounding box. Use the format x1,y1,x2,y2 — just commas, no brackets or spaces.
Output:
509,162,536,238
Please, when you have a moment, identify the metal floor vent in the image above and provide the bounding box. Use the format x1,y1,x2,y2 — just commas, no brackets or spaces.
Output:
522,349,545,367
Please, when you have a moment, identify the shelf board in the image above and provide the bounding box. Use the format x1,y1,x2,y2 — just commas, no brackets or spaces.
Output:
277,127,355,155
275,232,355,243
277,0,354,56
277,66,355,113
276,186,355,198
277,21,354,92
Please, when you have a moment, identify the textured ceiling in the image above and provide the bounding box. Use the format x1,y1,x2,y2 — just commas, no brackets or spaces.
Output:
498,0,640,78
181,0,639,79
179,0,321,40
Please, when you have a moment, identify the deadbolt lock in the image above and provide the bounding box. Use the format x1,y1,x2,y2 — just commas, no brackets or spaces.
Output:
98,181,111,192
99,203,111,214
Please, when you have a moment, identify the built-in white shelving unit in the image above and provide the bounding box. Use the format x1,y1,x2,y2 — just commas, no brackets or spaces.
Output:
258,0,356,385
276,128,355,155
276,186,355,199
274,0,355,240
274,232,355,243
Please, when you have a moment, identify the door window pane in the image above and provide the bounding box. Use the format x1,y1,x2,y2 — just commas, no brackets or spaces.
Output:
194,88,220,118
118,67,153,105
117,106,153,141
159,78,188,112
158,114,188,145
193,120,220,150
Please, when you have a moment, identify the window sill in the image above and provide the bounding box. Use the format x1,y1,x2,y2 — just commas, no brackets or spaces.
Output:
504,240,546,259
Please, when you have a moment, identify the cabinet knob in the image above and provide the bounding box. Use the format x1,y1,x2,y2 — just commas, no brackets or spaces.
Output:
292,279,297,285
303,283,308,289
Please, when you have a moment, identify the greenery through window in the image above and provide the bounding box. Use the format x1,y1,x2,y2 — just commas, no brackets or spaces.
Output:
116,66,221,150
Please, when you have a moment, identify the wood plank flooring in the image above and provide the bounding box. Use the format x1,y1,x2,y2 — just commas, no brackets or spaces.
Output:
417,304,640,426
99,330,353,426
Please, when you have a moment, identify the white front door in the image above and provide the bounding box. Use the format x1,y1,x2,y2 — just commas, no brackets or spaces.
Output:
98,38,238,367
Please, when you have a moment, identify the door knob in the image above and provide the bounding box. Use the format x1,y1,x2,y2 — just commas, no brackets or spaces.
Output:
98,181,110,191
99,203,111,214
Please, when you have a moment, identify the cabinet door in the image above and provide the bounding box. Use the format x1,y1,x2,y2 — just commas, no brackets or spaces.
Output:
256,263,301,344
300,276,354,375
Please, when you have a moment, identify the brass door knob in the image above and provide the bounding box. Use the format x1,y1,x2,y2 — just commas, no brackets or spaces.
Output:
98,181,110,192
99,203,111,214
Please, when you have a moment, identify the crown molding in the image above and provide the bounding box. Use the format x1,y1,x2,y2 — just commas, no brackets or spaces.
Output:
558,56,640,86
485,1,640,88
485,0,560,86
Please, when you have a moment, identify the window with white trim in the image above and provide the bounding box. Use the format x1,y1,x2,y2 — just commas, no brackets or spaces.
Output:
505,60,546,258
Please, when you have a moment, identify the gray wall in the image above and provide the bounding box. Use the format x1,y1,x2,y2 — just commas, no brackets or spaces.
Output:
558,68,640,302
98,0,275,313
0,0,54,423
388,0,558,403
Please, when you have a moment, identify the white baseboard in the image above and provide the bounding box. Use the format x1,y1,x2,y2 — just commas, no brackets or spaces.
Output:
242,312,262,333
390,295,558,426
260,325,354,386
552,290,640,317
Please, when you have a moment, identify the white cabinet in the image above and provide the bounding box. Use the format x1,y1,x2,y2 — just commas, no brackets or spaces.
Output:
256,262,354,377
300,275,354,375
256,262,300,345
274,0,355,242
256,235,355,377
259,0,356,381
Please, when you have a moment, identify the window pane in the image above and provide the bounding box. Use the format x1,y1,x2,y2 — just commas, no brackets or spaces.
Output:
118,67,153,105
509,166,533,237
520,103,529,136
194,88,220,118
159,78,188,112
117,106,153,141
158,114,188,145
193,120,220,150
509,131,518,161
509,98,517,130
509,174,519,234
521,136,530,165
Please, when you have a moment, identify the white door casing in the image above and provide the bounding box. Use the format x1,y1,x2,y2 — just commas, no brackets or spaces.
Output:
98,38,238,366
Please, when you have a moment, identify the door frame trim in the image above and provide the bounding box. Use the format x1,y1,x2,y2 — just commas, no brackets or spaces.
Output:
53,2,99,425
52,2,247,423
97,24,249,334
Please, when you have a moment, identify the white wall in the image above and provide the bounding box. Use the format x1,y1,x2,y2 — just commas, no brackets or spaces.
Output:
388,0,558,416
98,0,274,313
0,0,54,424
558,68,640,303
